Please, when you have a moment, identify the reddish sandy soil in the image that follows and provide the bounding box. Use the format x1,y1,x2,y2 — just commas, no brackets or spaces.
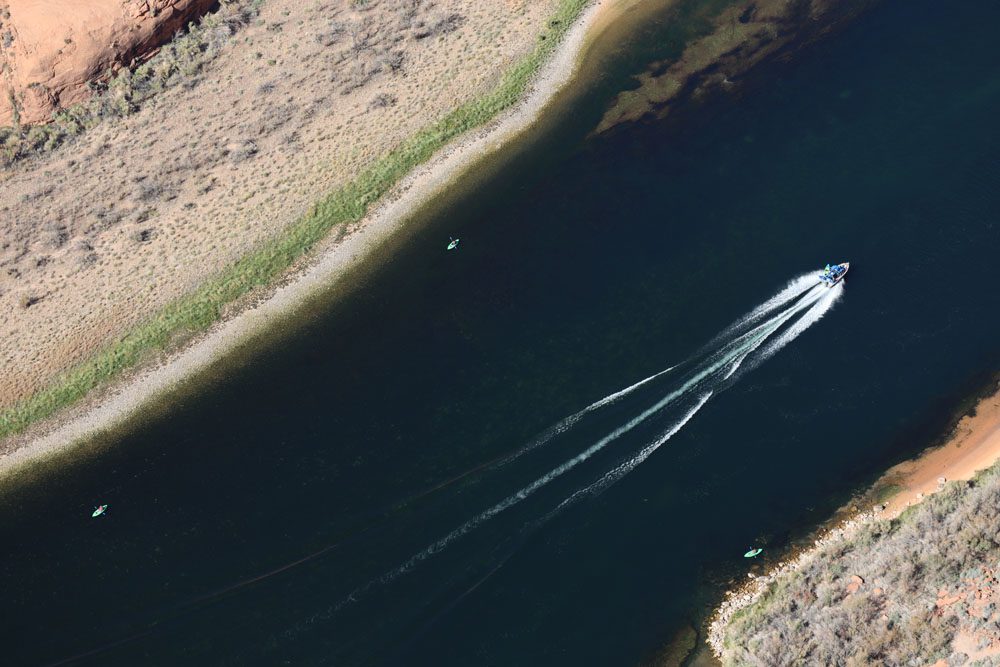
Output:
0,0,215,125
879,386,1000,519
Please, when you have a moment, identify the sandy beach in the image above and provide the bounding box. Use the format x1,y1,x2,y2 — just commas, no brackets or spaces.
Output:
0,0,623,478
876,383,1000,518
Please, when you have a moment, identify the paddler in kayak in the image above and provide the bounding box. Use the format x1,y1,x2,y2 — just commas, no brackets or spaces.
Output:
447,237,459,250
92,504,108,518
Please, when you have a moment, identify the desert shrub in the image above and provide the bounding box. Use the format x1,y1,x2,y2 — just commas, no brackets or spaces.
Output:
385,50,404,72
132,228,155,243
315,21,346,47
369,93,397,109
227,139,258,163
18,294,40,308
134,181,165,202
413,13,465,40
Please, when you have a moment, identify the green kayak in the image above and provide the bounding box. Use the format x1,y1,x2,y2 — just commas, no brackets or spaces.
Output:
744,548,763,558
447,237,460,250
92,504,108,518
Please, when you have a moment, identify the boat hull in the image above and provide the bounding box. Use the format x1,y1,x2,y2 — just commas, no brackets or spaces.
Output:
821,261,849,287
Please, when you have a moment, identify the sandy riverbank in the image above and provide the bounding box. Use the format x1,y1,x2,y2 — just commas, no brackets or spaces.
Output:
708,380,1000,661
2,0,878,473
0,0,562,411
0,0,625,478
876,383,1000,519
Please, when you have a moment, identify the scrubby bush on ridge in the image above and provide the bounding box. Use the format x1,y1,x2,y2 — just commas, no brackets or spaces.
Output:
721,466,1000,665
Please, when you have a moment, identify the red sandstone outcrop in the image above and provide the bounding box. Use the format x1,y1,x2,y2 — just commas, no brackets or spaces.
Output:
0,0,214,126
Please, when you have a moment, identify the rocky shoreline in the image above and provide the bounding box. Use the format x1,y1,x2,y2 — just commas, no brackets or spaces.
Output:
707,507,881,658
709,385,1000,659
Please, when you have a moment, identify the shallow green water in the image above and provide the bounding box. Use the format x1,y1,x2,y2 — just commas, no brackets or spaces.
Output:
3,0,1000,665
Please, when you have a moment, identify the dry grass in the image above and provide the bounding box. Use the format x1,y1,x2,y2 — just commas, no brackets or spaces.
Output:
0,0,583,432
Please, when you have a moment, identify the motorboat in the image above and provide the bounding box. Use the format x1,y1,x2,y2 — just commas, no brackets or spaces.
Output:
819,262,849,287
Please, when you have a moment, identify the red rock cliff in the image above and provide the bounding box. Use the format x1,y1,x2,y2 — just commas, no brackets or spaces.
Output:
0,0,215,126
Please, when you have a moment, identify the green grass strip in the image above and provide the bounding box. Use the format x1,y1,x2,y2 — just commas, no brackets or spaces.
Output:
0,0,590,439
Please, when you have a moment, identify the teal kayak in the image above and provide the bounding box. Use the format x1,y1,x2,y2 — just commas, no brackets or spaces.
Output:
92,504,108,518
744,548,763,558
447,237,460,250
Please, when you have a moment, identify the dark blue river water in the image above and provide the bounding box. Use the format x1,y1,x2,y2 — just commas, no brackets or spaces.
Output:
3,0,1000,664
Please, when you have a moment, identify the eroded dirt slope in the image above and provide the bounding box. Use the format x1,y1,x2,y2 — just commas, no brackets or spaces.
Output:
0,0,217,125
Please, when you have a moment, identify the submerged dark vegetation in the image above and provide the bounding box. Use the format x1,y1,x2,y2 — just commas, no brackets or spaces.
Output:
720,464,1000,666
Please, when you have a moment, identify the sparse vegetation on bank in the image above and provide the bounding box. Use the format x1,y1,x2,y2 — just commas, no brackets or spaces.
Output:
0,0,589,440
718,465,1000,666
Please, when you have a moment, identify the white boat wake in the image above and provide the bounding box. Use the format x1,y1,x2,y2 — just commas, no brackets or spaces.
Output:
489,364,678,470
316,272,844,619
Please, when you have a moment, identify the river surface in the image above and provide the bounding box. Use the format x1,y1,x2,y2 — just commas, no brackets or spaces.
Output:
4,0,1000,664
